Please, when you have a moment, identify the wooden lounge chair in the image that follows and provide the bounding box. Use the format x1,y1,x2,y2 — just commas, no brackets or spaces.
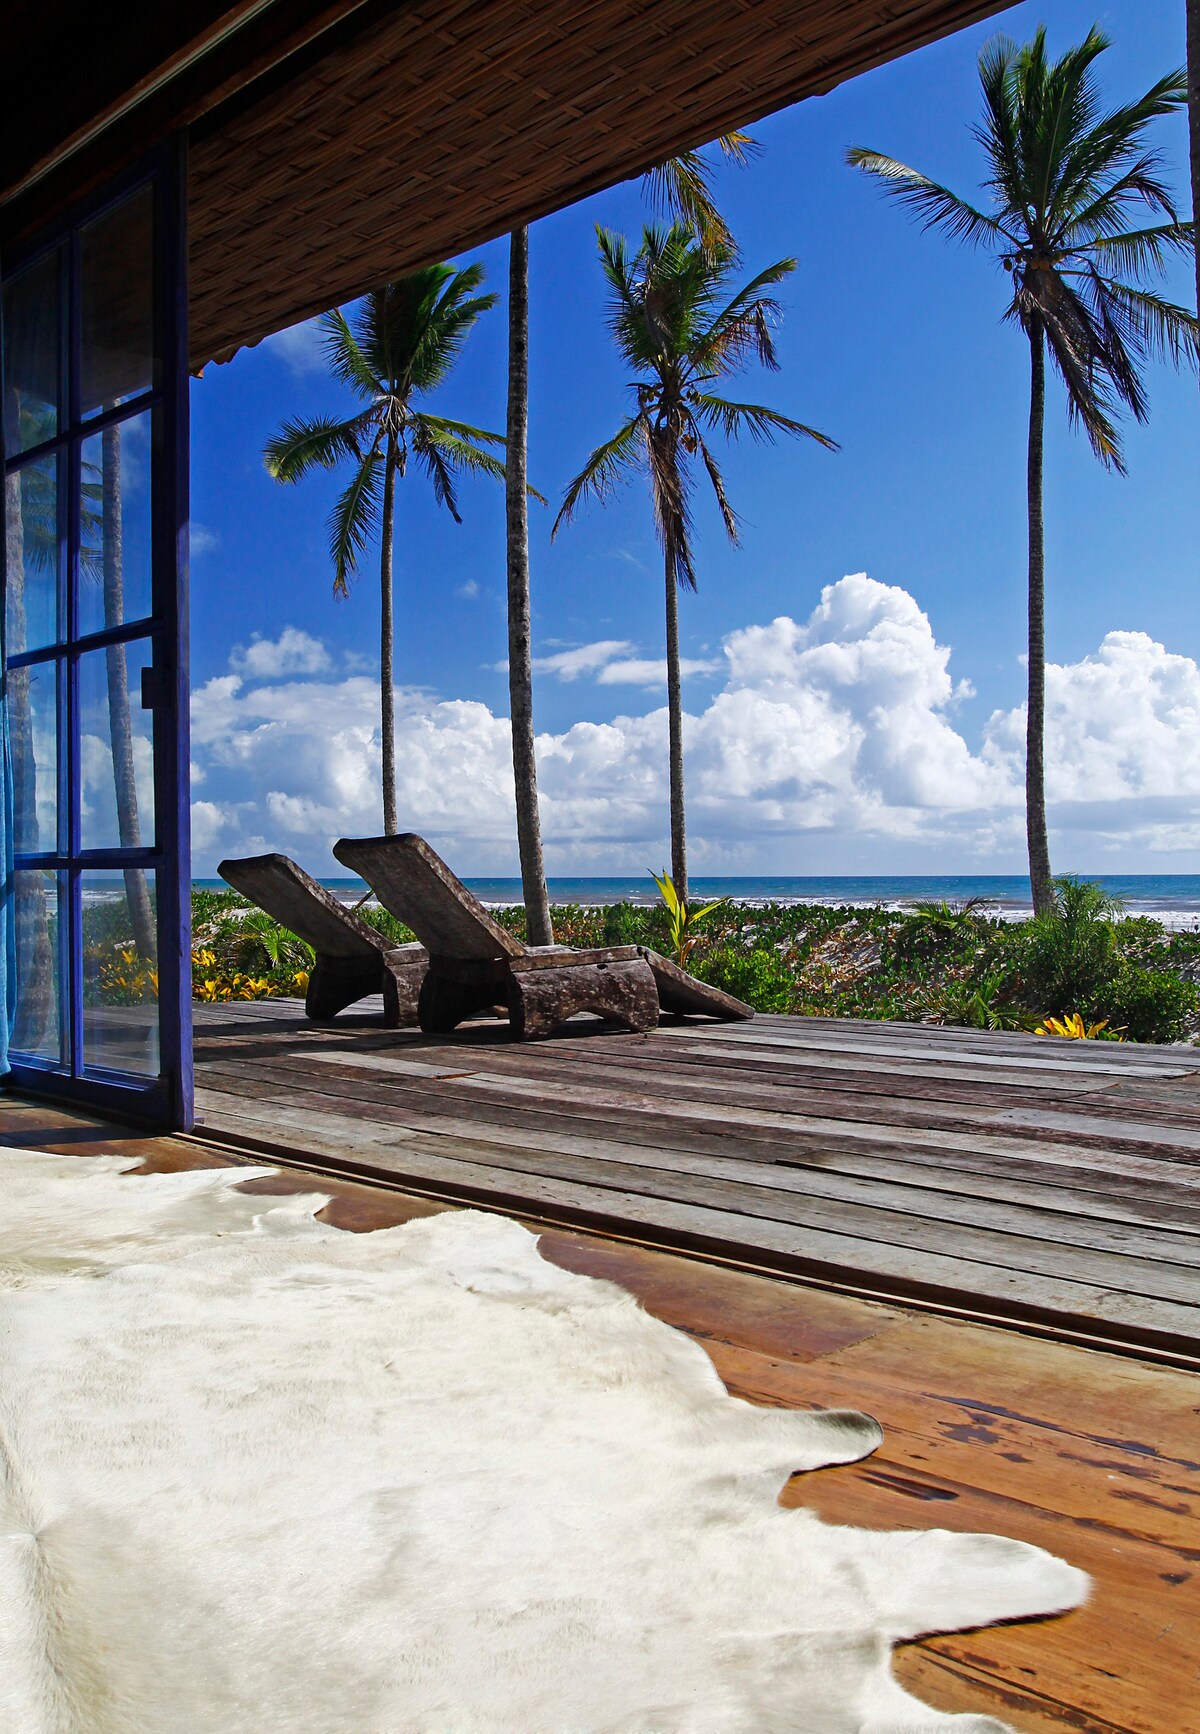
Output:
332,832,752,1039
217,853,427,1025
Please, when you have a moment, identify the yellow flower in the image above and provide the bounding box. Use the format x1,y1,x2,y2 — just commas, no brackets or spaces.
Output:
1036,1012,1124,1041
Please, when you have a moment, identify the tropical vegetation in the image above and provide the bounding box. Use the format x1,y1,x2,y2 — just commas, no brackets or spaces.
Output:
552,222,836,899
503,132,758,945
850,26,1198,915
171,878,1200,1044
264,268,510,834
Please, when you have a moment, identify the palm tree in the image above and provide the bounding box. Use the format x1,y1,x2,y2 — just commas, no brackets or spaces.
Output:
1189,0,1200,331
850,28,1197,915
553,224,836,899
504,135,757,945
265,268,506,834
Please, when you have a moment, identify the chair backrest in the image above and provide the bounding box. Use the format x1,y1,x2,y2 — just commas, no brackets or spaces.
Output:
332,834,525,961
218,854,389,959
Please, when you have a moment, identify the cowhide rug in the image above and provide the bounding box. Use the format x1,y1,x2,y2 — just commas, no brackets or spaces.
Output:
0,1150,1087,1733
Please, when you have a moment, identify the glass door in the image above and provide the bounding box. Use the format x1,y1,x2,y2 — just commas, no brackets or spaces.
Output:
1,150,192,1127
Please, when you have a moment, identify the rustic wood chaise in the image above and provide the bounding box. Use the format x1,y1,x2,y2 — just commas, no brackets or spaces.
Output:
332,832,752,1039
217,853,427,1025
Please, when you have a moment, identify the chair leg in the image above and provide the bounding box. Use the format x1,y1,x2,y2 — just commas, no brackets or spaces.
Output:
507,958,659,1041
381,956,426,1027
305,953,386,1021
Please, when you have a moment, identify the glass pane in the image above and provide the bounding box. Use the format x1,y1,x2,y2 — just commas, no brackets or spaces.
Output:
8,658,57,855
81,183,155,418
82,869,159,1076
2,247,61,457
5,451,59,652
79,637,155,851
78,411,153,635
12,870,63,1063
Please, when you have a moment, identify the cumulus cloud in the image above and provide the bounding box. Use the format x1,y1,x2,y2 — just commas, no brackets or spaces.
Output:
984,629,1200,852
231,628,331,680
188,574,1200,875
455,579,482,600
261,317,326,374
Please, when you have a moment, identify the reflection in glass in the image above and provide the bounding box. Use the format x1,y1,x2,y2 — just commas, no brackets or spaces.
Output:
81,185,155,418
79,412,153,635
80,637,155,867
5,451,59,653
83,871,159,1077
12,871,62,1063
2,247,61,458
8,660,57,856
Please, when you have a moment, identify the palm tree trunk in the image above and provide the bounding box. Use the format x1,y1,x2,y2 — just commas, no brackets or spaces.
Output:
1025,325,1053,917
505,226,553,946
380,435,398,836
664,553,688,902
101,424,156,959
1188,0,1200,344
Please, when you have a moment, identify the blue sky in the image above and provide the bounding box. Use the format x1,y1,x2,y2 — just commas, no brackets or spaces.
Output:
189,1,1200,879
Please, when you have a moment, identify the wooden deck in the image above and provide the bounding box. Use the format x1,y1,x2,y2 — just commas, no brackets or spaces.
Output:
192,1000,1200,1366
0,1092,1196,1733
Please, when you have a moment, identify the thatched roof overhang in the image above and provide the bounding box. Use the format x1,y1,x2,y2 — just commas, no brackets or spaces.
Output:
2,0,1012,369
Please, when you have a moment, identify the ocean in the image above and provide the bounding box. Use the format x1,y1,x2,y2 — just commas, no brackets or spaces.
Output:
195,873,1200,929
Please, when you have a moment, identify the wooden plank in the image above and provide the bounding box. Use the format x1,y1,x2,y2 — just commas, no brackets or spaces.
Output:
194,1080,1200,1345
197,1060,1200,1272
318,1038,1200,1161
196,1048,1200,1227
198,1047,1200,1199
655,1022,1196,1079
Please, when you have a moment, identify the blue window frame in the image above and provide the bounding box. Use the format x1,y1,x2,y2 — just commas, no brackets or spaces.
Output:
1,146,192,1128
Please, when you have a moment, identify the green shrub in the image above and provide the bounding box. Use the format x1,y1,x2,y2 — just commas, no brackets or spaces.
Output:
1086,966,1198,1045
1008,876,1122,1011
696,946,796,1013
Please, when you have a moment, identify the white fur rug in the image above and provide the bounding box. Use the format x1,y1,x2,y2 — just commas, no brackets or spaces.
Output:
0,1150,1087,1733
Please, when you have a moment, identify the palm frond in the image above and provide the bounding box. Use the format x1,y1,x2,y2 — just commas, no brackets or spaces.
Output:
327,443,383,595
1097,281,1200,371
264,414,363,483
552,416,646,537
409,416,511,523
1071,221,1194,280
695,436,740,544
692,394,839,449
647,434,697,592
846,149,1012,247
318,308,381,399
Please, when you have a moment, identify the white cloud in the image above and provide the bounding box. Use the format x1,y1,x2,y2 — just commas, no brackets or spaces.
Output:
261,318,326,374
231,628,331,680
189,574,1200,876
524,641,719,686
190,523,220,559
984,629,1200,852
530,641,635,681
455,580,482,601
597,656,722,687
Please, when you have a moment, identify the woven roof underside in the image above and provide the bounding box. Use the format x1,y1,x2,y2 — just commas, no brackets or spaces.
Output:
188,0,1005,367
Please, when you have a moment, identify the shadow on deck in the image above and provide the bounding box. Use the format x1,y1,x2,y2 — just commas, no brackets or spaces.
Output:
193,999,1200,1369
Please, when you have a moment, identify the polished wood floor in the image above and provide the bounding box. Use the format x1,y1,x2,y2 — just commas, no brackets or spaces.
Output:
193,999,1200,1365
0,1093,1196,1734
